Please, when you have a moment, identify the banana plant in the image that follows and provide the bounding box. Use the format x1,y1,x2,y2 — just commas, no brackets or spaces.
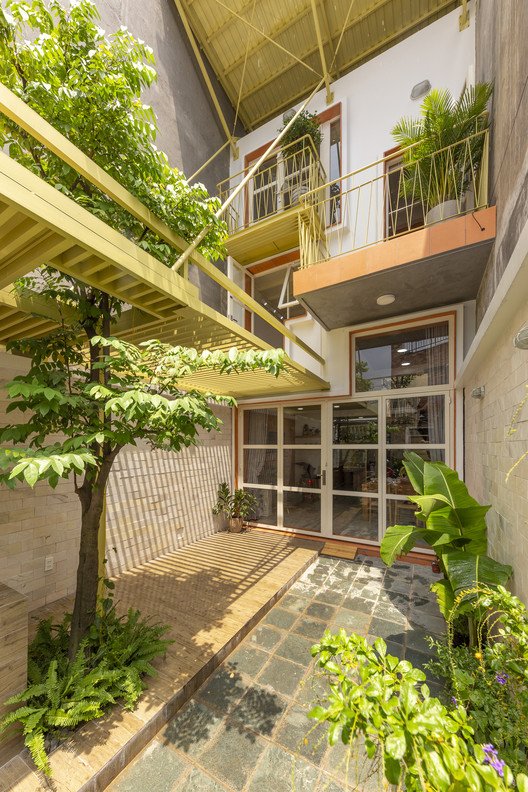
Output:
381,452,512,620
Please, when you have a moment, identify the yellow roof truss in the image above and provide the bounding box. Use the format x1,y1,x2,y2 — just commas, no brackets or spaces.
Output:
177,0,462,130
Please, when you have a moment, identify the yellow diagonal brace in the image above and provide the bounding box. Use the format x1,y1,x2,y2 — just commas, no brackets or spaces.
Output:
311,0,334,105
172,0,239,160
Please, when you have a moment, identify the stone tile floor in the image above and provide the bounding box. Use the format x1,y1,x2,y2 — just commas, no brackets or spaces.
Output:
109,554,443,792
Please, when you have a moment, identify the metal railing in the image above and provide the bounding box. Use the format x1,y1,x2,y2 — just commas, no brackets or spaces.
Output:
217,135,327,236
298,127,490,269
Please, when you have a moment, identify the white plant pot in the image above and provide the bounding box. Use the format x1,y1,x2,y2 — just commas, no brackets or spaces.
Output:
425,199,459,225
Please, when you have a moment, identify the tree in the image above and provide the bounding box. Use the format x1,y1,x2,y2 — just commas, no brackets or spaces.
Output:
0,285,284,656
0,0,285,656
0,0,227,262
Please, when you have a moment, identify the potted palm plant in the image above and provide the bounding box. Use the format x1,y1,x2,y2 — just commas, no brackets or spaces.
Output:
391,83,492,224
212,483,259,533
278,110,323,205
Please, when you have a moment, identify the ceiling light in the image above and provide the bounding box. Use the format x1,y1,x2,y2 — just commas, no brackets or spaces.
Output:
401,362,411,366
297,407,303,411
397,347,408,353
376,293,395,306
514,327,528,349
333,405,339,408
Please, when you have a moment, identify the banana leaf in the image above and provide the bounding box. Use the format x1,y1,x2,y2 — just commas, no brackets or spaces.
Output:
443,552,513,599
430,579,455,621
380,525,426,567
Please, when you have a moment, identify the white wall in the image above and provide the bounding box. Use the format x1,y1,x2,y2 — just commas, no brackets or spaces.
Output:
233,6,475,177
230,5,475,373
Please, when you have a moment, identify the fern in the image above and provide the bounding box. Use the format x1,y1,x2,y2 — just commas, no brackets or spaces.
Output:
0,584,172,777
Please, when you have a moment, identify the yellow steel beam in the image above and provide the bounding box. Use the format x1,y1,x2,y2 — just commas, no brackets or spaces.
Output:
311,0,334,105
318,0,340,79
172,0,239,159
213,0,322,79
459,0,469,30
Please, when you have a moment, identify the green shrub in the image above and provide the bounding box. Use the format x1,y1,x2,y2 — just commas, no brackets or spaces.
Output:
310,629,528,791
0,586,171,776
427,585,528,777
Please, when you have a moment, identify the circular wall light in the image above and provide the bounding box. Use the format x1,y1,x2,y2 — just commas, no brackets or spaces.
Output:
376,293,395,306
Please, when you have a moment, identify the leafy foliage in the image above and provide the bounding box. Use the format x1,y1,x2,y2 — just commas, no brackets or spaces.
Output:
0,585,171,777
427,585,528,777
279,109,322,153
0,0,227,262
391,84,492,210
380,452,512,619
212,482,259,520
0,329,284,490
310,629,528,791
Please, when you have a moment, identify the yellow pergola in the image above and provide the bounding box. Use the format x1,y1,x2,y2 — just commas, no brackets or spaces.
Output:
0,85,329,399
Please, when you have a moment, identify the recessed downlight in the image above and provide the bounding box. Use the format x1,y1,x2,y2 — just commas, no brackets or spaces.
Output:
376,293,395,306
401,361,411,366
397,347,408,353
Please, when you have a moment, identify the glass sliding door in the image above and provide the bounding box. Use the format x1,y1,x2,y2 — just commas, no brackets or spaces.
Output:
283,405,322,533
331,401,379,541
240,390,450,544
242,408,278,525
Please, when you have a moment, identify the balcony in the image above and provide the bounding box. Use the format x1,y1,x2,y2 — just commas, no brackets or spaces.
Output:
218,136,326,266
293,128,496,329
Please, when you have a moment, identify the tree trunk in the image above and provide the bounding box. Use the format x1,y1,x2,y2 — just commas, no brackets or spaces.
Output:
68,453,118,659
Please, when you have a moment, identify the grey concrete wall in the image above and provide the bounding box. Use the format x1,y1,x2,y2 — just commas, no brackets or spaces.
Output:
95,0,241,314
475,0,528,325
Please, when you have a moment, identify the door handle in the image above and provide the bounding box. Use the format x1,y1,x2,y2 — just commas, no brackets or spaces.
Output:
322,470,326,486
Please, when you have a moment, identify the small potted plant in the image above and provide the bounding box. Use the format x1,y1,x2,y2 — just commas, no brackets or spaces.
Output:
278,110,323,204
212,483,259,533
391,83,492,224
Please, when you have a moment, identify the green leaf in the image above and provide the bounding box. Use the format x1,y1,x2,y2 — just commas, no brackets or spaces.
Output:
444,552,512,597
385,730,406,760
430,578,454,619
380,524,425,566
383,755,401,785
517,774,528,792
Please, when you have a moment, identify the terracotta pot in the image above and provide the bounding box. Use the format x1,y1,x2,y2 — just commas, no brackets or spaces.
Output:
228,517,244,533
431,558,441,574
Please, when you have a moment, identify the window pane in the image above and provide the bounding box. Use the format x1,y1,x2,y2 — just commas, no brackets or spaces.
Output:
284,492,321,533
243,450,277,485
386,449,445,481
332,401,378,444
284,405,321,444
355,323,449,391
284,449,321,488
245,488,277,525
252,157,277,221
386,395,445,444
332,494,378,540
328,119,341,225
243,409,277,445
333,450,378,491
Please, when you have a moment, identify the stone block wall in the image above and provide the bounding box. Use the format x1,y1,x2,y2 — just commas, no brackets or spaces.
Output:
0,351,233,608
0,583,28,764
464,299,528,605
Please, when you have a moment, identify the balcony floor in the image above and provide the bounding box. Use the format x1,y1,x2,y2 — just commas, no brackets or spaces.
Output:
294,208,496,330
0,530,319,792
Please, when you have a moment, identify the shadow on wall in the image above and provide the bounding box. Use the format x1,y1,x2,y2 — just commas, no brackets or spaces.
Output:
105,406,232,577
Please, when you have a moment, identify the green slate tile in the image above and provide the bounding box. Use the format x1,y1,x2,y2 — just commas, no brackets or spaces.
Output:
198,722,267,792
246,744,319,792
112,741,188,792
162,700,224,759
